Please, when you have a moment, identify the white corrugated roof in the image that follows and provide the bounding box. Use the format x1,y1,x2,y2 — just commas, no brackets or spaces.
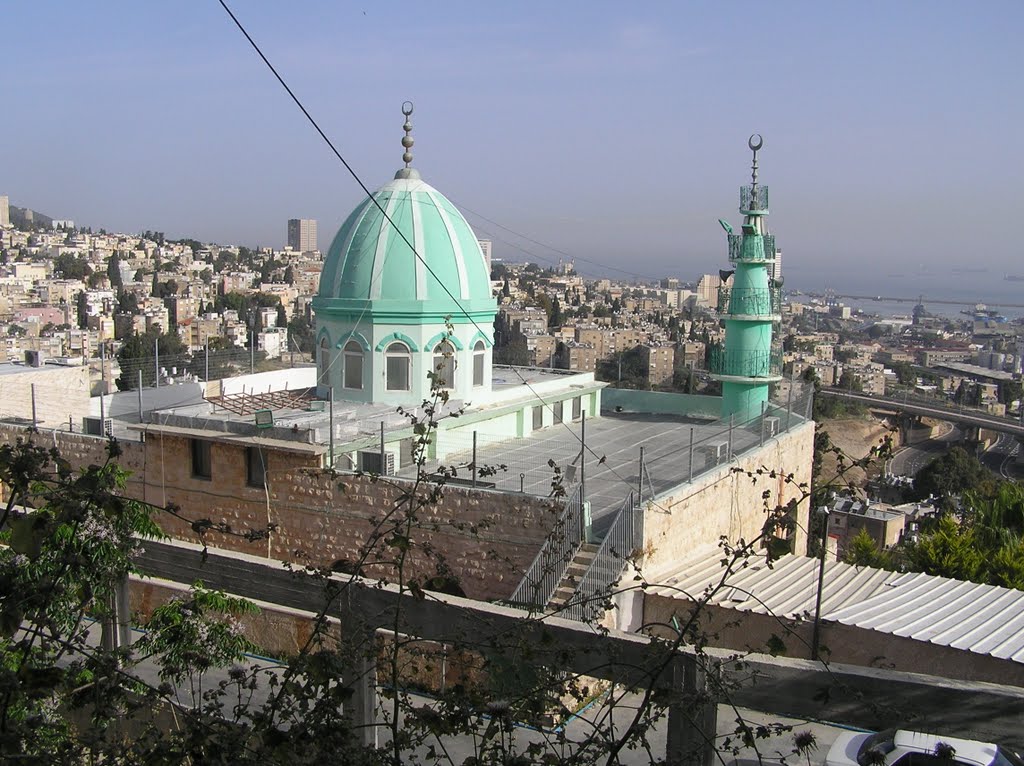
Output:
648,549,1024,664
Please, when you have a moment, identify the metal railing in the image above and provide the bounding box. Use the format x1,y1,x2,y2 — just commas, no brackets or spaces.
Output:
707,345,783,379
718,285,782,317
740,184,769,212
727,233,776,263
508,484,585,610
562,492,644,622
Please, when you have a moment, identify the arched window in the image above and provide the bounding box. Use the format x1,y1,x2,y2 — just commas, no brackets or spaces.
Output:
385,342,411,391
472,340,486,387
432,341,455,389
343,340,364,390
318,337,330,387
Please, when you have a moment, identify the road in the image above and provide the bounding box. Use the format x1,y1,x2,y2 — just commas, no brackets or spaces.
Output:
982,432,1024,481
889,423,961,477
821,390,1024,438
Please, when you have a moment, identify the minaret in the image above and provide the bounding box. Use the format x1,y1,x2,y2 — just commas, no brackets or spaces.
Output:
710,135,782,420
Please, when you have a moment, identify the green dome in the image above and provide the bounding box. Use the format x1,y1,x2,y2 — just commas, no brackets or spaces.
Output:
317,171,496,321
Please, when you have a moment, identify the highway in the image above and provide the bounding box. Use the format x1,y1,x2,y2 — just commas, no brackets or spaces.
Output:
982,432,1024,481
820,390,1024,438
889,422,960,477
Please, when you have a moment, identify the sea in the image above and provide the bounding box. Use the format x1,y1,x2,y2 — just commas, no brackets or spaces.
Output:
789,269,1024,322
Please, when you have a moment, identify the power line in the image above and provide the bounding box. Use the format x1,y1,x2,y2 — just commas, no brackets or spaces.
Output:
214,1,671,508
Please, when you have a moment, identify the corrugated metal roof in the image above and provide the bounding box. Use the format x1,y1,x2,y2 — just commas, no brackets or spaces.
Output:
648,549,1024,664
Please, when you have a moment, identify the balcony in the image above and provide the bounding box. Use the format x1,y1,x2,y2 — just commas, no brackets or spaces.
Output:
727,233,776,263
707,344,783,380
718,285,782,317
740,184,769,212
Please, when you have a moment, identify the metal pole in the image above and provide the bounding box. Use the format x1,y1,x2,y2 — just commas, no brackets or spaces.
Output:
205,343,209,382
687,427,694,483
637,446,644,503
30,384,37,429
472,431,478,488
250,328,255,374
137,370,143,421
728,414,734,460
759,399,766,446
379,421,385,472
99,342,106,432
811,508,830,661
580,411,586,502
786,373,794,429
328,386,334,469
154,337,159,388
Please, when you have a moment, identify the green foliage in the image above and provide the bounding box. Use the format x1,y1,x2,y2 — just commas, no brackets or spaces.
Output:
52,253,93,281
137,582,258,686
912,446,991,505
116,328,188,390
904,515,984,582
843,528,891,568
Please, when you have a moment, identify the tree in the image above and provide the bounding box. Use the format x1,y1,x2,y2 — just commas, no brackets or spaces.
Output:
116,328,188,389
107,251,124,289
904,515,985,582
548,296,563,328
912,446,991,504
844,528,891,568
75,290,89,330
53,253,92,281
837,369,862,392
286,315,314,354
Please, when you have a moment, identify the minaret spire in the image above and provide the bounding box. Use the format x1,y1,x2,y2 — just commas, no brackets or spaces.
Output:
748,133,762,208
709,134,782,420
395,101,421,180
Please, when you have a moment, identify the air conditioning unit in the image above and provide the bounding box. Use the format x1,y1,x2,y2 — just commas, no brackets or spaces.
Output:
701,440,730,466
764,416,781,438
358,450,395,475
24,350,43,367
82,417,113,437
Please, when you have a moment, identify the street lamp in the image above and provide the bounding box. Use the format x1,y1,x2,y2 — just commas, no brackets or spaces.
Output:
811,505,830,661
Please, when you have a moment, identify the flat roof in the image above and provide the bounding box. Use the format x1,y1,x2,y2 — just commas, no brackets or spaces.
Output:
649,549,1024,664
404,409,806,533
0,361,84,377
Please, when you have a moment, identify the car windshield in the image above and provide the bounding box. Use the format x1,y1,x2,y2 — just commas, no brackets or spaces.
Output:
994,748,1024,766
858,730,898,766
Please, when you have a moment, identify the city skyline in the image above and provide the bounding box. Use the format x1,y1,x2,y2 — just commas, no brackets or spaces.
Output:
3,2,1020,291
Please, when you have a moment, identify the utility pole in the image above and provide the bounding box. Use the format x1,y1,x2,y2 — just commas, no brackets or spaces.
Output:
811,506,830,661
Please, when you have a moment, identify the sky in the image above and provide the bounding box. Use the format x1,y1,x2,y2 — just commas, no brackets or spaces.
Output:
4,1,1022,296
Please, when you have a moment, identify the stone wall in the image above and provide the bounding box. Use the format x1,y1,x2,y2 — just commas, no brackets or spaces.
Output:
142,432,560,601
641,421,814,575
0,423,560,601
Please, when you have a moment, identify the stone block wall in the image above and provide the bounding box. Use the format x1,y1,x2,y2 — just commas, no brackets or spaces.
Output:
135,432,562,601
641,421,814,575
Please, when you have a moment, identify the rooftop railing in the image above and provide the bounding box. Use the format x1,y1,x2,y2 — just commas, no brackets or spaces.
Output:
718,285,782,317
740,184,769,212
727,233,776,262
707,345,783,379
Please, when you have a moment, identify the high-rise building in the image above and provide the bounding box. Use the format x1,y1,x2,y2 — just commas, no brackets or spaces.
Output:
477,239,492,275
287,218,318,252
0,196,9,228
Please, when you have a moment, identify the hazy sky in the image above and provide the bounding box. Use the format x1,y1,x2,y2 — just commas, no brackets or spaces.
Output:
4,2,1021,293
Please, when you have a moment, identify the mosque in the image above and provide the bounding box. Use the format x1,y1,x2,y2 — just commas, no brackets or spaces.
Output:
0,105,815,625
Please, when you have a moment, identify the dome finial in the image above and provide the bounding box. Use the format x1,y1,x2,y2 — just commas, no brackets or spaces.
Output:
401,101,414,168
748,133,763,188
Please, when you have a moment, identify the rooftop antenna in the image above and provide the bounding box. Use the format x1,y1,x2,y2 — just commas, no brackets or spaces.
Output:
401,101,414,168
748,133,763,208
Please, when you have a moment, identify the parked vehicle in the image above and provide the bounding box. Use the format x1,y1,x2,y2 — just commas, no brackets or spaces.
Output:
826,729,1024,766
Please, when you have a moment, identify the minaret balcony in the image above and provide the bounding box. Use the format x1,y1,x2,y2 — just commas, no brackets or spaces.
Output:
728,233,776,263
718,285,782,318
707,345,783,381
740,184,769,213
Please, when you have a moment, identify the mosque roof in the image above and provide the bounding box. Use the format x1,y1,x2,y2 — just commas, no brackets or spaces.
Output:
316,104,495,320
317,171,494,316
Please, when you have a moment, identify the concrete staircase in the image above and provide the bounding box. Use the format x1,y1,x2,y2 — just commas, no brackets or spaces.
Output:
546,542,600,610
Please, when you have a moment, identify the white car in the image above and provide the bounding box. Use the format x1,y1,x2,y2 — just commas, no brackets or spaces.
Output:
826,729,1024,766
